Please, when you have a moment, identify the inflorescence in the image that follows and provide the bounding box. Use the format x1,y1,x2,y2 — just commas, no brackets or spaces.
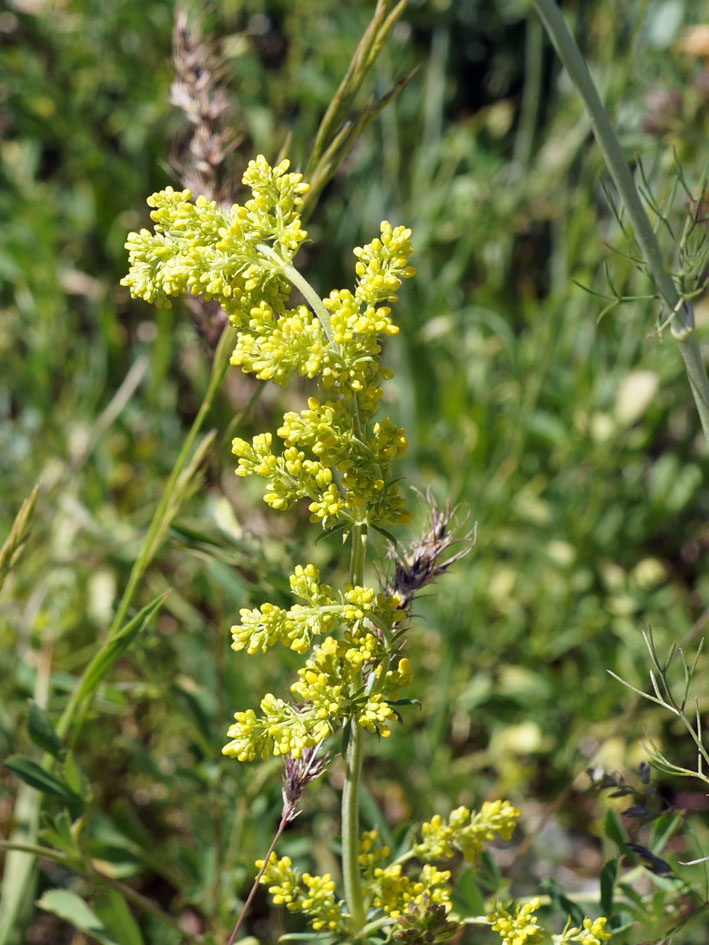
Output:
123,155,612,944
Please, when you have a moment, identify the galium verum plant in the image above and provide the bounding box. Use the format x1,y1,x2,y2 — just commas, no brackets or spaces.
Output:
122,156,612,944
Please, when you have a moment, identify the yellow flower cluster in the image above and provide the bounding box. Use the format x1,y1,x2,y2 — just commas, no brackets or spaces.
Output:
233,394,410,528
488,900,613,945
232,432,343,524
223,624,412,761
121,157,308,319
558,917,612,945
488,899,545,945
230,564,404,657
231,301,327,383
123,156,415,534
256,853,345,933
371,861,452,920
415,799,521,862
223,693,332,761
354,221,417,303
358,831,455,922
359,828,391,879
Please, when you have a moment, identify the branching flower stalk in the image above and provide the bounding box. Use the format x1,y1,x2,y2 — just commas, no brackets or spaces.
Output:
530,0,709,439
123,155,614,943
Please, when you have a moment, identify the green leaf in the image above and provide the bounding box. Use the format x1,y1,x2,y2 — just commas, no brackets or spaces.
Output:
27,702,65,761
0,483,39,590
542,877,585,926
36,889,119,945
477,849,501,889
341,719,351,756
6,755,82,804
651,810,683,854
39,810,82,860
600,858,618,917
63,752,88,799
94,889,145,945
70,593,168,711
603,808,628,848
451,866,485,916
617,881,650,918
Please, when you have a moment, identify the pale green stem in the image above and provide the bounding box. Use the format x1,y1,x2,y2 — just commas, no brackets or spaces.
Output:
530,0,709,439
256,243,335,345
512,15,543,172
341,522,368,934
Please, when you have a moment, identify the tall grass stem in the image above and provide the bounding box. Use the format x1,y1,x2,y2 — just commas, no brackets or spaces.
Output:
530,0,709,438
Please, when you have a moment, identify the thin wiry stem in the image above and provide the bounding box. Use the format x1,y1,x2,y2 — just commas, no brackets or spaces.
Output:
227,747,328,944
226,816,288,945
530,0,709,438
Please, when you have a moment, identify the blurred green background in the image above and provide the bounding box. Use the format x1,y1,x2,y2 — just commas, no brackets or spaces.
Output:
2,0,709,942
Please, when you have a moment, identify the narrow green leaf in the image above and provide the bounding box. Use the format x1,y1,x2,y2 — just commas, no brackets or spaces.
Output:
27,702,65,761
617,881,649,917
478,849,501,888
39,810,82,860
72,593,168,710
278,935,333,942
651,811,683,855
542,877,585,925
603,808,628,848
341,720,351,756
451,866,485,916
94,889,145,945
600,858,618,917
0,483,39,590
63,752,88,800
36,889,119,945
6,756,81,804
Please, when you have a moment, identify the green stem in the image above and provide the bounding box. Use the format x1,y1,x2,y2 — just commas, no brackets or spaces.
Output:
256,243,335,345
512,14,543,172
530,0,709,439
226,812,289,945
341,523,367,935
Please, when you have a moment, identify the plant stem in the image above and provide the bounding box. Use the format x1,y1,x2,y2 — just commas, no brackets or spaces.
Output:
512,15,543,173
530,0,709,439
226,813,289,945
256,244,334,345
341,523,367,935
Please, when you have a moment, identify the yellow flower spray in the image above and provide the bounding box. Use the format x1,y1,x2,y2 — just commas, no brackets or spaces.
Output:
123,155,612,944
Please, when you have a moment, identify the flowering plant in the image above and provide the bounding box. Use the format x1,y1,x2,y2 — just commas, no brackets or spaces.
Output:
123,155,612,945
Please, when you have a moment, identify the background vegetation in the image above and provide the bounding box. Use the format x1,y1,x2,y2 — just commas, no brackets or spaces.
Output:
1,0,708,942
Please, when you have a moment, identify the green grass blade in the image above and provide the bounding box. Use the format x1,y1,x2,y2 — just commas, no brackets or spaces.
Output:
56,592,168,741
